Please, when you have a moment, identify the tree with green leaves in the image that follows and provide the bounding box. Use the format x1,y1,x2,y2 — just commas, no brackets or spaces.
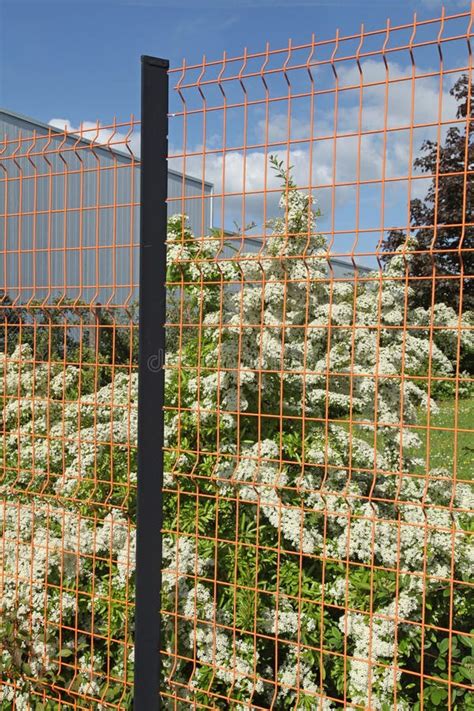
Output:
382,75,473,313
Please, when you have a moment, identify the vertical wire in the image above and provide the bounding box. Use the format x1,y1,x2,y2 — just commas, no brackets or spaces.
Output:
378,19,402,708
446,7,473,707
294,32,316,708
325,28,351,709
168,57,187,694
255,40,270,704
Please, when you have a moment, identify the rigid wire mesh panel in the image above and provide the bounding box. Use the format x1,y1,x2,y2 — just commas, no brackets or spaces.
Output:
0,121,140,707
163,7,473,710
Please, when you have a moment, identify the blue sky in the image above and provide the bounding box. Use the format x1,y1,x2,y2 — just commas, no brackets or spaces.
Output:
1,0,471,260
1,0,469,124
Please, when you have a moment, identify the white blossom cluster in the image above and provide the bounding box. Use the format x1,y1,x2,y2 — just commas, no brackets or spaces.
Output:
1,175,472,707
338,577,422,710
163,180,473,708
0,347,137,706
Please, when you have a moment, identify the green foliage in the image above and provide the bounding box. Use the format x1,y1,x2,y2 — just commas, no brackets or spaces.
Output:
160,166,473,709
382,75,474,315
1,163,472,708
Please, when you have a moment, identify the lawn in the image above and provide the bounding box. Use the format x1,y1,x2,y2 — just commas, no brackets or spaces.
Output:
411,396,473,482
344,397,473,482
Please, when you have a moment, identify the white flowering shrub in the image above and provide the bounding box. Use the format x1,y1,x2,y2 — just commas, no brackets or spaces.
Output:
0,160,472,709
0,346,137,709
162,160,473,709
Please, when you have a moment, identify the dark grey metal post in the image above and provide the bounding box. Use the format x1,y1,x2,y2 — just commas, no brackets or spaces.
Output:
134,54,169,710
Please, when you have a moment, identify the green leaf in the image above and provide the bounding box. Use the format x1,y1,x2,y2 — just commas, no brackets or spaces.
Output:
59,648,74,658
458,665,473,681
431,687,447,705
438,638,450,654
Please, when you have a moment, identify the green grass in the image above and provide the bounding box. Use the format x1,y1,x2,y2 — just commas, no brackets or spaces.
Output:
411,397,473,481
344,397,473,482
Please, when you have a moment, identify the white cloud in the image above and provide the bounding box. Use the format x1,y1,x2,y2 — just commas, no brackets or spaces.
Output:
49,58,465,237
173,13,239,36
167,59,460,229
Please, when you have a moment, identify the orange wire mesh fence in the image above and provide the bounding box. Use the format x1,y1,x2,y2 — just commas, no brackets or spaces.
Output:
161,6,473,710
0,5,473,710
0,120,141,707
